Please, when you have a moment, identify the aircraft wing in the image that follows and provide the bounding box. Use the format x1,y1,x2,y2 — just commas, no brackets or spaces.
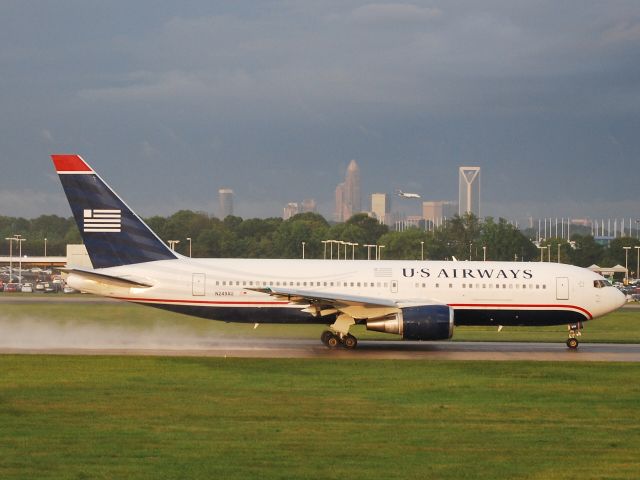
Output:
253,286,440,320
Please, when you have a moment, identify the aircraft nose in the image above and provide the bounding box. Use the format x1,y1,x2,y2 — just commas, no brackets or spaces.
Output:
614,288,627,309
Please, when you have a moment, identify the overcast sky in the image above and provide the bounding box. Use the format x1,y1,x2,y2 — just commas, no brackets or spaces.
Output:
1,1,639,223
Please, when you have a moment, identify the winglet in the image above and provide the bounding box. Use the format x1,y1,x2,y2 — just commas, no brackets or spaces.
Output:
52,154,94,173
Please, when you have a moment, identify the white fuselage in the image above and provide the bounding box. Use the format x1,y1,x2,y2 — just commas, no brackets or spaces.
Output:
67,258,626,326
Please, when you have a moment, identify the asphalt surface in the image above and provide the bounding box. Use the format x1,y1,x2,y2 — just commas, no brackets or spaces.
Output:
2,294,640,361
3,340,640,361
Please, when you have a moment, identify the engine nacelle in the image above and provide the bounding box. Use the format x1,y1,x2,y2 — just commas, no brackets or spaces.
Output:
366,305,454,341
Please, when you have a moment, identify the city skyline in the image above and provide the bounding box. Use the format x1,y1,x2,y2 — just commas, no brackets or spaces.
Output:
1,2,639,223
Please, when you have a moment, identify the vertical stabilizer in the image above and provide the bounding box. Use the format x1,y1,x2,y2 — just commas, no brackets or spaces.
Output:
52,154,177,268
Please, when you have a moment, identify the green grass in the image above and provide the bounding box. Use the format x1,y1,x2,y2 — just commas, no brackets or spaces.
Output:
1,356,639,479
1,297,639,344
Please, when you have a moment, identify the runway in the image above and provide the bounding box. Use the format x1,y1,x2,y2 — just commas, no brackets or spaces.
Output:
3,339,640,361
2,295,639,361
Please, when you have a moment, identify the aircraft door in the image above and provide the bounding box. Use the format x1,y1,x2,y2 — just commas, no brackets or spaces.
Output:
556,277,569,300
192,273,206,296
391,280,398,293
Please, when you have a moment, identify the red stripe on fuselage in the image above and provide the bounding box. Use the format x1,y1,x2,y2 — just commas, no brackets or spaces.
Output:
449,303,593,319
113,296,290,306
51,154,93,172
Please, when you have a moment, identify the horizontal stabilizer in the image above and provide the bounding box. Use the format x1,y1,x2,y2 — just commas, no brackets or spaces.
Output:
61,267,154,288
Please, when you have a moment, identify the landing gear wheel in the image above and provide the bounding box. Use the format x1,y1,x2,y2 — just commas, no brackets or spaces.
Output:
342,334,358,349
326,334,340,349
320,330,333,346
566,337,579,350
566,322,582,350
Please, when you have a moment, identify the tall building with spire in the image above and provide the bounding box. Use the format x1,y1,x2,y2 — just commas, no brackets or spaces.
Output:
335,159,361,222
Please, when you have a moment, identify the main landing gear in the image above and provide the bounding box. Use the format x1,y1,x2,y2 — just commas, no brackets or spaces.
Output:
566,322,583,350
321,313,358,349
320,330,358,349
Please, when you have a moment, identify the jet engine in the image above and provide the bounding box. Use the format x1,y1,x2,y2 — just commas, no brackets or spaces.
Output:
366,304,454,341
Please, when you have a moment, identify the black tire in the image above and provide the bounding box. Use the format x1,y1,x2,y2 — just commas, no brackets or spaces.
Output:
326,335,340,349
343,334,358,349
566,338,579,349
320,330,333,346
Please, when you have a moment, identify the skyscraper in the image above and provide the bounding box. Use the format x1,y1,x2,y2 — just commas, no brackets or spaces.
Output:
458,166,480,217
335,159,361,222
423,200,458,226
218,188,234,218
371,193,391,225
283,202,299,220
301,199,317,213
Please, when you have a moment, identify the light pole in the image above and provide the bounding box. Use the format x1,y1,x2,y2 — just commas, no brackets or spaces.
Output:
186,237,192,257
168,240,180,251
350,242,358,260
420,241,424,261
635,246,640,282
364,244,376,260
623,246,631,283
469,243,473,261
301,241,306,259
377,245,386,260
321,240,328,260
44,237,47,257
5,237,15,283
482,245,487,261
537,246,547,262
14,235,25,284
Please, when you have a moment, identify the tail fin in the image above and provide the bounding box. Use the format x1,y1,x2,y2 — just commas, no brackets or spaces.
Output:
52,154,177,268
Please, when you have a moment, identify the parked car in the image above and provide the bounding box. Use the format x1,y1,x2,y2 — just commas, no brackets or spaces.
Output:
21,283,33,293
4,283,19,292
35,282,45,292
63,285,78,294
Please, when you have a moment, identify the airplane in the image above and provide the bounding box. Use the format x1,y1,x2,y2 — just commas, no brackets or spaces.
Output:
52,154,626,350
395,189,421,199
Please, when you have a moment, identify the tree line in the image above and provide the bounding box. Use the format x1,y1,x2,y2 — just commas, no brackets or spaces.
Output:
1,212,638,272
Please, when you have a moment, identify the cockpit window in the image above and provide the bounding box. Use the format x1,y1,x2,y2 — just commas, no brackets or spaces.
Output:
593,279,611,288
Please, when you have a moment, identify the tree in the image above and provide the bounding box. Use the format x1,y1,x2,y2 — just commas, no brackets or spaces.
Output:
482,217,537,261
567,234,605,267
377,229,429,260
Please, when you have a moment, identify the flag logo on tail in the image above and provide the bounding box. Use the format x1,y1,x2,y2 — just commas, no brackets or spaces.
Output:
83,209,122,233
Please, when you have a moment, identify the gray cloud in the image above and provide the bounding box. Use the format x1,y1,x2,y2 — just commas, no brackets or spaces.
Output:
1,1,639,222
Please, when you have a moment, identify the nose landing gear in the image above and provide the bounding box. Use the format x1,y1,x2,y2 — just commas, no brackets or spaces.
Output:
566,322,583,349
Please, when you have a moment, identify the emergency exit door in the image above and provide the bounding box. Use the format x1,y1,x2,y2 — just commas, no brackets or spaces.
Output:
192,273,206,296
556,277,569,300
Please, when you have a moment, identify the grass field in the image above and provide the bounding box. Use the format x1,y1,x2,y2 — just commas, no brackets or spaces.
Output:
1,356,640,479
1,297,640,345
1,300,640,478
